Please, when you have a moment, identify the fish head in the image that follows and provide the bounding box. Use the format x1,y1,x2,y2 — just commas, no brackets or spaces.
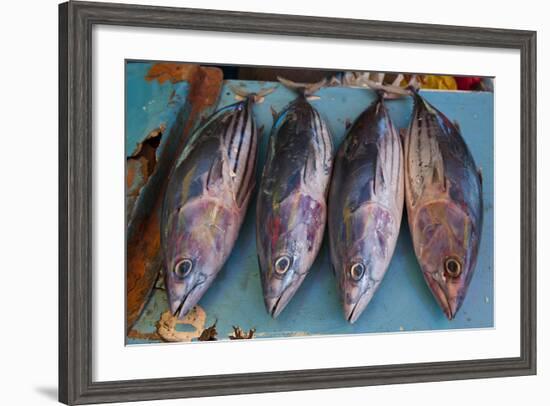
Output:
163,200,234,319
338,205,396,323
258,194,326,318
413,200,479,320
259,248,304,319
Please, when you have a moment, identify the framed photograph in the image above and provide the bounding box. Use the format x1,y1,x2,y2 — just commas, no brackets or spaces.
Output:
59,1,536,404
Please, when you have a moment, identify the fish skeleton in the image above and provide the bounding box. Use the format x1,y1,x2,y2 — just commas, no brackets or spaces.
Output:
161,93,261,319
328,94,404,323
404,91,483,320
256,78,333,318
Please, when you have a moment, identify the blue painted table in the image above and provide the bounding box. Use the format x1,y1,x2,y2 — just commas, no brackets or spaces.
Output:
126,63,494,344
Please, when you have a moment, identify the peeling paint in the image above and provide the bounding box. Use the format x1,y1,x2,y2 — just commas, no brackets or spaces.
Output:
156,306,207,342
146,63,201,84
126,127,164,224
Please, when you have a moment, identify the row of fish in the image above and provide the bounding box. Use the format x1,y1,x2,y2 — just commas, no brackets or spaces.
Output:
160,78,483,324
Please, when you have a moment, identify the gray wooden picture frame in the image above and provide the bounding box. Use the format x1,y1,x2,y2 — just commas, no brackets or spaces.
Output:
58,1,537,404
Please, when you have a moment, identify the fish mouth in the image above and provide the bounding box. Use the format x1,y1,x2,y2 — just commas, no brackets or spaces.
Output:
440,296,458,320
172,281,205,319
264,285,294,319
444,297,459,320
346,302,360,324
428,277,458,320
344,291,375,324
268,295,283,318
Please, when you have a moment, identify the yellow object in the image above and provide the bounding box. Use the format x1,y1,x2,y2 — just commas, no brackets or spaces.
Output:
419,75,458,90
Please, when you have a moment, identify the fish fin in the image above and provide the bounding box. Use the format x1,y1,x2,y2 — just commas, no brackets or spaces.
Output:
277,76,326,97
206,156,224,190
391,73,404,87
369,179,376,197
432,163,442,186
207,138,230,189
236,177,255,209
432,164,450,194
302,151,311,184
229,84,252,99
229,85,275,104
235,141,259,208
375,159,385,194
477,167,483,185
253,87,276,104
302,143,320,185
360,78,412,98
274,171,302,204
444,176,452,193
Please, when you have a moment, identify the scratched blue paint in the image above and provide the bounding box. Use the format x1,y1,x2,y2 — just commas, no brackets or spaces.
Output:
125,62,190,156
127,71,494,344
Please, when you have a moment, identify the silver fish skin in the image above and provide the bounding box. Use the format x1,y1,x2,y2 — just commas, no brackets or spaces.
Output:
256,93,333,318
161,98,259,319
404,93,483,320
328,96,404,323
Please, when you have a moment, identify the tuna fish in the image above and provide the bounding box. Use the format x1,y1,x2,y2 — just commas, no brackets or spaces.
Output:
328,93,404,323
404,91,483,320
256,78,333,318
161,91,265,319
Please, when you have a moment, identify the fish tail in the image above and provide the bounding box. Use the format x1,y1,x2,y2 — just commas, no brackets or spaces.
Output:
229,85,276,104
405,85,426,109
406,84,422,102
362,78,413,99
375,89,387,103
406,84,420,95
277,76,327,97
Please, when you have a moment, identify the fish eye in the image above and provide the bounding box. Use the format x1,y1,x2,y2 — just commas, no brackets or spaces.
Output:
274,255,291,275
350,263,365,281
174,258,193,278
444,257,462,278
